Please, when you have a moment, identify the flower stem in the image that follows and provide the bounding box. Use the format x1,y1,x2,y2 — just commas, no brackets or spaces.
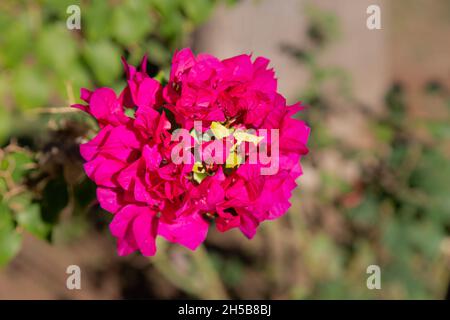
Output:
152,240,228,299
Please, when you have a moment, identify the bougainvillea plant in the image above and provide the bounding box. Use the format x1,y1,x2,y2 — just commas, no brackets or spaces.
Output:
73,48,310,256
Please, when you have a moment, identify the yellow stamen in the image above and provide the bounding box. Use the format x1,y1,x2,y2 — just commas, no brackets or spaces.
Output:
210,121,233,140
233,130,264,145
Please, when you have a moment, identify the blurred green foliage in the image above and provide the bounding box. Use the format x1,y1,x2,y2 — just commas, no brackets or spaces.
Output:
0,0,226,139
0,146,39,265
0,0,229,266
285,5,450,299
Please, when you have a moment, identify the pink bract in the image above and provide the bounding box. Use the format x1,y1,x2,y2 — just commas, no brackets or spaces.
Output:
73,49,310,256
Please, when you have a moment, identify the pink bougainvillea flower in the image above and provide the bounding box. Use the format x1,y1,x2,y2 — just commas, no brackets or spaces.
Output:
73,48,310,256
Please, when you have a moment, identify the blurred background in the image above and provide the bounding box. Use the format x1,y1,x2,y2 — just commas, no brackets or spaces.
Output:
0,0,449,299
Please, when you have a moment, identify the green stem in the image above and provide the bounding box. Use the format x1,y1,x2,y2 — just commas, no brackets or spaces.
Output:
152,240,228,299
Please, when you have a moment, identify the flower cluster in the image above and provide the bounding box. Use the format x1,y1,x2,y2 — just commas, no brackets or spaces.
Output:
73,49,309,256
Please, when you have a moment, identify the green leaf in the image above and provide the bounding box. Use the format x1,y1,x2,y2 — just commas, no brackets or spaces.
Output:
0,203,22,266
63,61,92,100
7,192,32,212
0,14,31,68
36,23,78,77
112,0,155,46
83,40,122,86
159,11,184,41
12,65,50,110
0,230,22,267
0,178,7,197
7,151,33,183
181,0,213,24
84,1,112,41
181,0,214,25
0,203,14,230
17,204,52,240
150,0,180,16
